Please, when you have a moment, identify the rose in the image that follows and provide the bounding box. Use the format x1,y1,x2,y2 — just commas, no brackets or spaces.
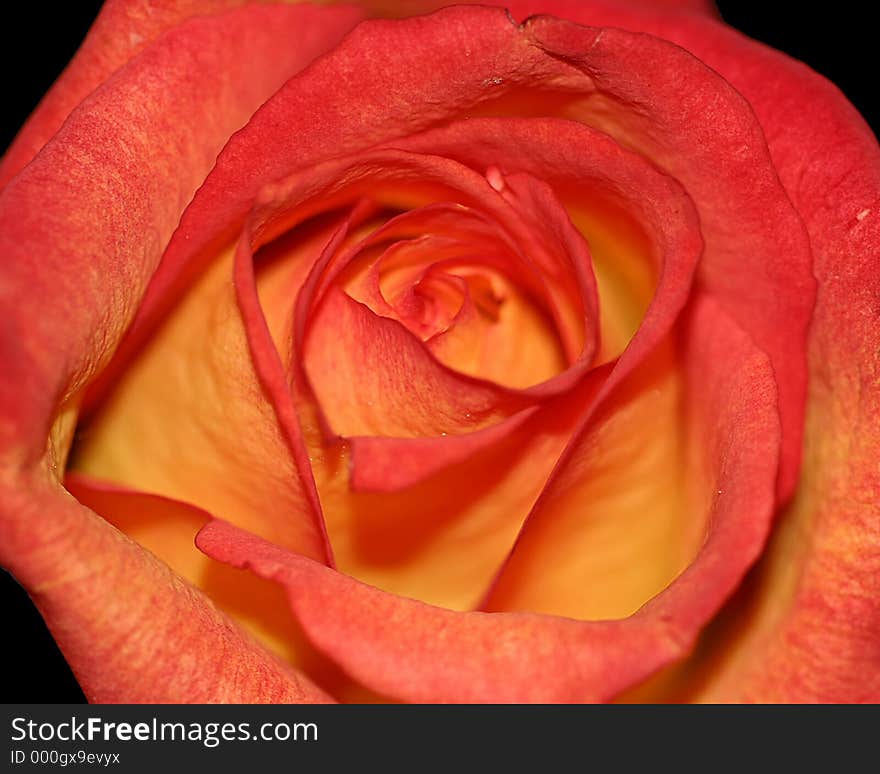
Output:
1,0,872,708
0,0,877,704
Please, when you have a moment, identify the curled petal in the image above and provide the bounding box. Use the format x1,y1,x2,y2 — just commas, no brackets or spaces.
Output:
1,2,361,702
0,0,298,185
514,0,879,703
0,3,363,468
1,475,332,703
197,294,781,702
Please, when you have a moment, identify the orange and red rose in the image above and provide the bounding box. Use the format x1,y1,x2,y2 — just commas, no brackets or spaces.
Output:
1,0,877,702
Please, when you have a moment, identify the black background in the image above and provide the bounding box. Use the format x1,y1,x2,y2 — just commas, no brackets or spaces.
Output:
1,3,875,704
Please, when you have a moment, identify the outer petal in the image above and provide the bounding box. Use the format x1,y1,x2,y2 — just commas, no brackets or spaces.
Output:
0,3,361,468
324,0,718,21
0,474,332,703
509,0,879,702
724,52,880,704
1,3,360,701
594,3,880,703
0,1,362,187
521,15,812,501
66,474,380,702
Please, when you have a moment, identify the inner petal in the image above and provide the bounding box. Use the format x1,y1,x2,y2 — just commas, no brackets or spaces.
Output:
483,336,694,619
236,132,697,613
424,265,567,389
69,237,333,563
349,233,570,389
309,182,596,393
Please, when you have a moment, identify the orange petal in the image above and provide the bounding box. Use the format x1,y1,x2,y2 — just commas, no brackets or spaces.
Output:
66,473,385,702
1,474,332,703
73,237,332,564
196,293,781,702
0,3,363,470
0,0,357,185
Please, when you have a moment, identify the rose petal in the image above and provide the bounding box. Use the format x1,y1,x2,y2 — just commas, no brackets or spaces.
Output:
482,283,778,619
329,0,718,21
305,287,524,438
0,3,363,468
348,401,574,493
197,293,780,701
707,41,880,705
65,473,385,702
0,474,332,703
233,168,576,609
73,240,333,563
515,14,812,500
95,5,809,502
481,337,693,618
1,4,360,701
320,378,605,611
495,0,878,703
74,6,597,409
225,113,700,610
198,515,680,702
0,0,298,185
546,0,879,702
390,117,702,365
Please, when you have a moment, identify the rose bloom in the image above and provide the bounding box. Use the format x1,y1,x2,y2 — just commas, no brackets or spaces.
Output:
1,0,877,704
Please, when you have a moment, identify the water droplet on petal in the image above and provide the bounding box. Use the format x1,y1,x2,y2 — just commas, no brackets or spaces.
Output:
486,166,505,193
